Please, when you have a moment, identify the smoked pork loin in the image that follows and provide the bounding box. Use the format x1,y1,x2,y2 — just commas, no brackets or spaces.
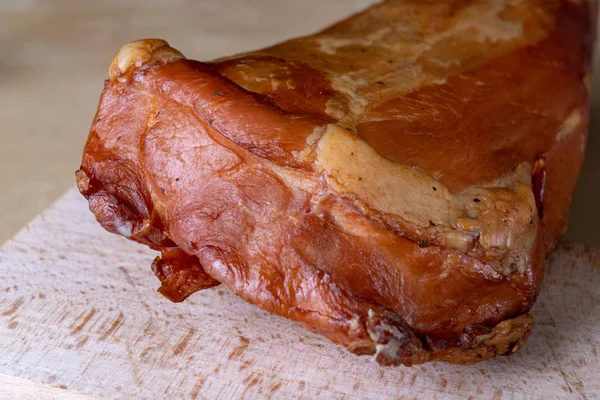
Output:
76,0,596,365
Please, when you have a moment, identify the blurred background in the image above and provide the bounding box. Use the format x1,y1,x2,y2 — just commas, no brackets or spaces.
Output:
1,0,598,246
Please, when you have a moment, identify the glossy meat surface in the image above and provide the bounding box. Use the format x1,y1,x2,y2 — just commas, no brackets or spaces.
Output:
76,0,595,365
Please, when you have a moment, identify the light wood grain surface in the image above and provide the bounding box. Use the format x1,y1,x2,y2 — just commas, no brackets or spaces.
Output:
0,0,600,247
0,188,599,399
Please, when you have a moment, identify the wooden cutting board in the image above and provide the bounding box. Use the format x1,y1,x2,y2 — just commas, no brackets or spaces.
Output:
0,189,599,399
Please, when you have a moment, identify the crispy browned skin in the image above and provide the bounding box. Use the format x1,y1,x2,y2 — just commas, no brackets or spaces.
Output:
76,0,595,365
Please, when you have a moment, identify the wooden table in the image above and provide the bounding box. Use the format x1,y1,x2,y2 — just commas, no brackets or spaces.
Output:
0,189,599,399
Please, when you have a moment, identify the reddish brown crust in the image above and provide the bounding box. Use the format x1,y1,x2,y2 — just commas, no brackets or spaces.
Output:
358,1,591,192
291,202,542,337
77,0,594,365
216,56,340,119
152,247,220,302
